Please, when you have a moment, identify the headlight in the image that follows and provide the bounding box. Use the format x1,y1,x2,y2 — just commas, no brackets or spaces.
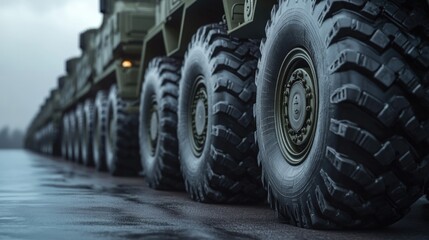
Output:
121,60,133,68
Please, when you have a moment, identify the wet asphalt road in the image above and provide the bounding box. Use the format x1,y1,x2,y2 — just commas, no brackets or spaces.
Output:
1,150,429,240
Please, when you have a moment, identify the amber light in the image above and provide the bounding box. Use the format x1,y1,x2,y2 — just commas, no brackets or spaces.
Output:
122,60,133,68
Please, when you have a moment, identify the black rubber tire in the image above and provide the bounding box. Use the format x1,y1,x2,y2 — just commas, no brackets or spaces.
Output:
41,126,49,154
61,115,69,159
178,24,265,203
52,123,62,157
67,112,76,161
44,125,50,154
73,105,83,163
48,126,54,154
139,57,184,190
93,91,108,171
81,99,95,166
256,0,429,229
105,85,141,176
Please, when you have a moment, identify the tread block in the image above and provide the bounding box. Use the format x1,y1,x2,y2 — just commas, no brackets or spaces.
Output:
181,24,264,204
315,185,357,226
325,147,374,186
320,169,375,216
330,119,395,165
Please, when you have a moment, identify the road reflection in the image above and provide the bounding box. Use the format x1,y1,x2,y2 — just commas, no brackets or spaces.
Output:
0,150,428,240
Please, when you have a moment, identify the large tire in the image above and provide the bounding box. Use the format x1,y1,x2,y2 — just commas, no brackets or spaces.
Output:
52,123,61,156
67,112,76,161
256,0,429,229
73,105,84,163
81,99,95,166
61,115,69,158
93,91,108,171
105,85,141,176
178,24,265,203
44,125,51,154
139,57,184,190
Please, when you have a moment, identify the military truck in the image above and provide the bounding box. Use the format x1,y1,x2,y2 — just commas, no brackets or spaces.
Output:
25,0,429,229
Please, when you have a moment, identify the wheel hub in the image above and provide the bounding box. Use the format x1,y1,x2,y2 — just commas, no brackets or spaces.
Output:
189,76,208,157
275,48,318,165
195,99,206,136
150,111,158,142
288,80,306,132
148,102,158,156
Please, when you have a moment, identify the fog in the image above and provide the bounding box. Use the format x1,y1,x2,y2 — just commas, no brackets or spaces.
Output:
0,126,24,149
0,0,101,134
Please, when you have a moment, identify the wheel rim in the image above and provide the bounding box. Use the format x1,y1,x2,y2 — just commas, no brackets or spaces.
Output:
189,75,208,157
275,48,318,165
148,99,158,156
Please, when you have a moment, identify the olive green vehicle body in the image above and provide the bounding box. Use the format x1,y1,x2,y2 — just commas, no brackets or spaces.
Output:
26,0,156,150
136,0,276,98
25,0,278,151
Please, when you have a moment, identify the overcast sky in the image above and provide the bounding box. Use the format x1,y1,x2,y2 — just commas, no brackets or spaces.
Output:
0,0,101,131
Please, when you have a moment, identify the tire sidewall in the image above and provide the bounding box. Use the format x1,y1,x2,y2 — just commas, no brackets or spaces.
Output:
74,105,83,163
82,100,94,166
106,86,118,173
257,3,330,202
178,43,213,184
67,113,75,160
61,115,68,158
75,105,84,163
140,68,161,181
93,92,107,171
81,107,88,163
93,96,102,168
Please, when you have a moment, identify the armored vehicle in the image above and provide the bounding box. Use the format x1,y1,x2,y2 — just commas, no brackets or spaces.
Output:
26,0,429,229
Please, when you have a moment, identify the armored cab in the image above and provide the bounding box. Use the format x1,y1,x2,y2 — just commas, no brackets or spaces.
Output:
93,0,155,98
54,0,157,170
60,58,79,110
76,29,98,100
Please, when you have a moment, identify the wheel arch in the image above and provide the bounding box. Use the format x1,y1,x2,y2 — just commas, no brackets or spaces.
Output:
136,0,225,98
222,0,276,38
